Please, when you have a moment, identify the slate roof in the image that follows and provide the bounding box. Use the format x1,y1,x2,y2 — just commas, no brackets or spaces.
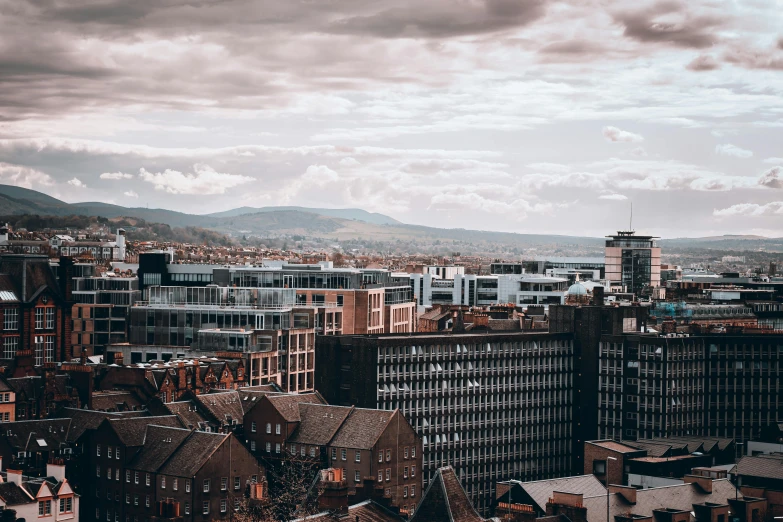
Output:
195,390,243,424
108,415,182,447
164,401,209,430
0,275,19,302
1,419,71,451
91,390,143,411
0,482,34,505
129,425,193,473
299,500,404,522
158,430,228,477
8,376,43,399
329,408,396,450
622,440,673,457
0,375,12,392
238,387,281,414
517,474,606,513
288,404,353,446
266,392,326,422
582,479,740,522
736,454,783,480
588,440,645,453
410,466,485,522
55,407,147,442
0,255,64,302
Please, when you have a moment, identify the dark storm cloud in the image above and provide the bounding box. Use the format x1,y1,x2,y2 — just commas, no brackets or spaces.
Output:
613,1,722,49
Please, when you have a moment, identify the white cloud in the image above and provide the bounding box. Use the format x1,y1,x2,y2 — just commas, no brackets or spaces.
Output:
602,126,644,143
599,193,628,200
100,172,134,180
124,190,139,198
714,202,783,217
763,157,783,165
0,162,55,188
758,166,782,189
714,143,753,158
67,177,86,188
138,164,254,195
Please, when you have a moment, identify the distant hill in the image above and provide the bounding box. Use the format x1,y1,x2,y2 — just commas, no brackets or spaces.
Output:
1,184,781,252
206,205,401,225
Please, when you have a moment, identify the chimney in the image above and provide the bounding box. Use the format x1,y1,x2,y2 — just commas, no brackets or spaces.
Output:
496,502,537,522
57,256,75,301
80,351,87,365
47,460,66,482
113,352,124,366
546,492,588,522
177,361,187,390
318,468,349,515
593,286,605,306
6,469,22,485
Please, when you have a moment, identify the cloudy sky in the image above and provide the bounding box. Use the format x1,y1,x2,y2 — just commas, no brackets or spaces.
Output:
1,0,782,238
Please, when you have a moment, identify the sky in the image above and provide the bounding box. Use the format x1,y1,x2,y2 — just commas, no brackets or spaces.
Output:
1,0,782,238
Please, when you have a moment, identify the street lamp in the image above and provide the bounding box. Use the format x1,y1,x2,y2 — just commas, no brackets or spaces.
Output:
607,457,617,522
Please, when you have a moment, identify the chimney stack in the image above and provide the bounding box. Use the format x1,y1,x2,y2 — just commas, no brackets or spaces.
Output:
318,468,349,515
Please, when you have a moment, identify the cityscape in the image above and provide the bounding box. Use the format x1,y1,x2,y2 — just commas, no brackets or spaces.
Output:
1,1,783,521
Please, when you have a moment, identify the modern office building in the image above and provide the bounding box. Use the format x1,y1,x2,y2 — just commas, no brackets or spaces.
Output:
315,331,575,515
604,231,661,295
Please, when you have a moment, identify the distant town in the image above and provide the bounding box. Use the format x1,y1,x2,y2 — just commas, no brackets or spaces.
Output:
0,215,781,522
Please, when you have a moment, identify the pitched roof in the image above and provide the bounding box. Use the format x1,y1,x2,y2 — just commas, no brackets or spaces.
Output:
108,415,182,447
164,401,210,430
128,425,193,473
238,387,281,414
194,390,243,424
91,390,143,411
411,466,485,522
0,482,34,505
0,255,64,302
288,404,353,446
7,376,43,399
329,408,396,450
736,454,783,480
588,440,645,454
55,407,147,442
1,419,71,451
158,430,228,477
297,500,404,522
0,375,12,392
266,392,326,422
517,474,606,513
581,479,739,522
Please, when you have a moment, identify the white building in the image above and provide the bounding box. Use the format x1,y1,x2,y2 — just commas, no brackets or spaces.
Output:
0,462,78,521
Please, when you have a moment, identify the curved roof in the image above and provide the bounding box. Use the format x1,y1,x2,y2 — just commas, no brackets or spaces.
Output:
567,282,588,295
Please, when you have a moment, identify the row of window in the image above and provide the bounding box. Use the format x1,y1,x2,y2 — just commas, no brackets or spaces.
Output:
38,497,73,516
3,309,18,330
35,307,56,330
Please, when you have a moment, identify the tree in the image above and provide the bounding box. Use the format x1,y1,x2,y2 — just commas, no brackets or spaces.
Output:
0,508,17,522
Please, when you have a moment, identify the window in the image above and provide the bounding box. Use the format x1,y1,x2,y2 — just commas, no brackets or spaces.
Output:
221,477,228,491
203,479,210,493
386,449,391,461
96,465,101,477
146,473,150,486
115,468,119,481
275,443,281,454
411,465,416,477
203,502,210,515
378,471,383,482
35,308,44,329
593,460,607,474
251,421,257,433
108,447,113,459
59,497,73,513
96,508,100,519
116,448,120,460
145,495,150,507
134,472,138,484
355,450,361,462
45,308,55,329
125,494,130,504
234,477,241,490
173,478,178,491
4,309,18,330
310,446,316,457
107,467,112,480
404,447,409,459
341,449,347,461
134,495,138,506
161,477,166,489
220,500,227,513
404,486,408,498
125,470,130,483
332,448,337,460
355,470,361,483
385,469,390,481
184,502,190,515
266,442,271,452
404,466,408,478
275,423,281,435
266,423,271,434
235,499,241,511
97,444,101,457
411,485,416,497
185,480,191,493
251,440,256,451
39,499,52,516
378,450,383,462
3,336,18,359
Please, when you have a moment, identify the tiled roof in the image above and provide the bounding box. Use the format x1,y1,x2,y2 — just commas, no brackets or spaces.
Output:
158,430,228,477
56,407,146,442
518,474,606,512
91,390,143,411
0,256,64,302
622,440,672,457
0,482,34,505
0,375,12,392
266,392,326,422
195,390,243,424
108,415,182,447
1,419,71,451
581,479,739,522
129,425,193,473
238,387,281,414
7,376,43,399
297,500,403,522
164,401,209,429
288,404,352,446
329,408,396,450
736,455,783,480
411,466,485,522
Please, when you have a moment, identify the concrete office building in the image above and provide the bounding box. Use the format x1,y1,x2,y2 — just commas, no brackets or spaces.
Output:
605,231,661,295
315,331,575,515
